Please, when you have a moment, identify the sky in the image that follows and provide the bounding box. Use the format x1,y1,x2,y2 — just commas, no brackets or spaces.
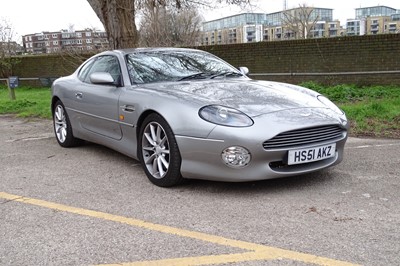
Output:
0,0,399,42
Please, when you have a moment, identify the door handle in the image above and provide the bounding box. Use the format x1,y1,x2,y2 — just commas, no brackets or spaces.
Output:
121,105,135,112
75,92,83,99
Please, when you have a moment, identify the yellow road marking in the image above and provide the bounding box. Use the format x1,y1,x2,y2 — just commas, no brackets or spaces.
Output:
0,192,359,266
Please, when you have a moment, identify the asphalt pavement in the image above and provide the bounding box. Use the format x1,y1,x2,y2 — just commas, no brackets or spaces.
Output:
1,115,399,266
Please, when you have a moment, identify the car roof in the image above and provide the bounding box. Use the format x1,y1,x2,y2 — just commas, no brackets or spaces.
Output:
113,47,206,55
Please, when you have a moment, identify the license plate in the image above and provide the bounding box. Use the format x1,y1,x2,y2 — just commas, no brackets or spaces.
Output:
287,143,336,165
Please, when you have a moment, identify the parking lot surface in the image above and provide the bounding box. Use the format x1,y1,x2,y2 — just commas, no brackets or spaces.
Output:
1,115,399,265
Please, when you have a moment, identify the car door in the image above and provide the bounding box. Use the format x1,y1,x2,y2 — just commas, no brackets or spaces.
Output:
73,55,123,140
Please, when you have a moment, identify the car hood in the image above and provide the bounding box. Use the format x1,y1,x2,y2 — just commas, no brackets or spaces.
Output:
137,79,327,117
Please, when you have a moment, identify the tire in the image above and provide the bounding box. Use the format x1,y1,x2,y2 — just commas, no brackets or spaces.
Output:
53,100,82,147
138,113,183,187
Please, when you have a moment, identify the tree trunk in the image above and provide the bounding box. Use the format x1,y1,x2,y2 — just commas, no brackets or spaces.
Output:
87,0,139,49
87,0,251,49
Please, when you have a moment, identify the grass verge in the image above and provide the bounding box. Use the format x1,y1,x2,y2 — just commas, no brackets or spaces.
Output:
1,84,400,138
0,86,51,119
301,82,400,138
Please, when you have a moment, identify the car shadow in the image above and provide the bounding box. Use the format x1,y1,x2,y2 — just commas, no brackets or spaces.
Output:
75,142,338,195
175,170,336,195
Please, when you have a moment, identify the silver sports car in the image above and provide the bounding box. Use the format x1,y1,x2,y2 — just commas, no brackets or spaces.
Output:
51,48,348,187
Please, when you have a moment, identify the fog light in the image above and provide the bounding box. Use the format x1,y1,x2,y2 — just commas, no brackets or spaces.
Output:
221,146,251,168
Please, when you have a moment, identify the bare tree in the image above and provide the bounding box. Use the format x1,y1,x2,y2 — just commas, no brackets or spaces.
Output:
87,0,138,49
282,4,319,39
139,2,203,47
0,18,19,77
87,0,251,49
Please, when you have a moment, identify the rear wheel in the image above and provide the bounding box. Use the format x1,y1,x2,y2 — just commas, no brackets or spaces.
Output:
53,100,82,147
138,113,183,187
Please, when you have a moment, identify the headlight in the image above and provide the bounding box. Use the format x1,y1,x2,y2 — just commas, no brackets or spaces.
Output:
317,95,344,115
199,105,253,127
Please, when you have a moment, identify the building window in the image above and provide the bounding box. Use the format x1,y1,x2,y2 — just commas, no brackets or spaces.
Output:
86,32,92,37
52,34,58,38
53,41,58,45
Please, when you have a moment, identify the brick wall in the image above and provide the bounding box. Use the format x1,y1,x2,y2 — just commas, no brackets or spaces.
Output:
198,34,400,86
9,53,91,86
9,34,400,86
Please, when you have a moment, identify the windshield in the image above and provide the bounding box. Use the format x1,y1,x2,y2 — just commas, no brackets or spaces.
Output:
126,50,241,84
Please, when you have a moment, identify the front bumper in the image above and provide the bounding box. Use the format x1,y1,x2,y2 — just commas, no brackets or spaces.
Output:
175,108,348,182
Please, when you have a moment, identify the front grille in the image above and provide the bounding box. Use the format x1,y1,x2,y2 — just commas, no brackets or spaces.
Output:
263,125,345,150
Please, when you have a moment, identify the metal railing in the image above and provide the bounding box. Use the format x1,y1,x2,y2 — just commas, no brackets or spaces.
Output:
2,70,399,100
0,77,57,86
1,77,57,100
249,70,400,77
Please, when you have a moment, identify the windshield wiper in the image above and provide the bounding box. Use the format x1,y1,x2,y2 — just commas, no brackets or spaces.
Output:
178,72,210,81
210,71,243,79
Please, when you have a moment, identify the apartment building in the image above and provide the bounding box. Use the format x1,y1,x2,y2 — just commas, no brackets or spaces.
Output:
201,7,339,45
346,5,400,35
202,5,400,45
201,13,267,45
23,29,109,54
0,41,23,55
267,7,336,40
346,19,366,36
356,5,396,18
385,13,400,33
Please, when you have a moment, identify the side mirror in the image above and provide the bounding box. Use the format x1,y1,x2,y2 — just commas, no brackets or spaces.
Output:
90,72,115,85
238,67,249,75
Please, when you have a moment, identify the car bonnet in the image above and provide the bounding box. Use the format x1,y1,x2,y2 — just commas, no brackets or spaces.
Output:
139,79,327,117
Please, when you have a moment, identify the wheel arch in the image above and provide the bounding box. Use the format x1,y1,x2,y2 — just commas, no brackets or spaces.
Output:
136,111,183,187
135,110,170,153
51,96,61,114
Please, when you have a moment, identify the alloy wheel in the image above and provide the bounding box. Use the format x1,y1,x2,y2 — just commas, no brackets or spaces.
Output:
54,104,67,143
141,122,170,179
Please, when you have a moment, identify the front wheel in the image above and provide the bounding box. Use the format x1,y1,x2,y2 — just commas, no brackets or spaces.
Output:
138,113,183,187
53,100,82,147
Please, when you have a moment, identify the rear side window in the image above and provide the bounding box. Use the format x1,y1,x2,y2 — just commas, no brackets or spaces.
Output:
78,56,122,85
77,59,95,82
